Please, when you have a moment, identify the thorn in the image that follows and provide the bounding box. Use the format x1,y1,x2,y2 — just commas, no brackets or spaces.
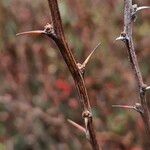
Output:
80,43,101,69
131,5,150,22
82,110,92,140
146,86,150,91
115,32,129,42
112,104,134,109
84,117,90,140
67,119,85,133
115,36,125,41
16,30,45,36
115,32,126,41
112,103,144,114
136,6,150,12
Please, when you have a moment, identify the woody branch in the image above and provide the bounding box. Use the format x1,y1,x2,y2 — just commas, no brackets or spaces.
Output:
17,0,101,149
115,0,150,135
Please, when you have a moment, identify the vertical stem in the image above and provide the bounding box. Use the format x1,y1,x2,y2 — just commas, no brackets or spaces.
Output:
124,0,144,87
47,0,100,149
123,0,150,135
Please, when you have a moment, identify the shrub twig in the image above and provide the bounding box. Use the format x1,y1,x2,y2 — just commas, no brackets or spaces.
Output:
115,0,150,135
17,0,101,149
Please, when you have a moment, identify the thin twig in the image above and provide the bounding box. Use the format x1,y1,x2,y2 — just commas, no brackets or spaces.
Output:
116,0,150,135
46,0,100,149
17,1,100,148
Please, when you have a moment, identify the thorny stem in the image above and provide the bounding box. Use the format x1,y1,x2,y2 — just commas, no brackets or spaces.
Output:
16,1,100,149
47,0,100,149
120,0,150,135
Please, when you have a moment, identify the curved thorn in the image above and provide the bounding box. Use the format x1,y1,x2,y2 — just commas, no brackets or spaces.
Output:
137,6,150,12
146,86,150,91
16,30,46,36
115,36,124,41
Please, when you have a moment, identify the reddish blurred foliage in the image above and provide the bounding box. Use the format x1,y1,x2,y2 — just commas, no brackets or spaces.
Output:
55,79,72,97
0,0,150,149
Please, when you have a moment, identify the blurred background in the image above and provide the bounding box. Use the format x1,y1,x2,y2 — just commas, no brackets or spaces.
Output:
0,0,150,149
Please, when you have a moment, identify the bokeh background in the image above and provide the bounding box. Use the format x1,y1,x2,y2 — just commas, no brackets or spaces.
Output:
0,0,150,150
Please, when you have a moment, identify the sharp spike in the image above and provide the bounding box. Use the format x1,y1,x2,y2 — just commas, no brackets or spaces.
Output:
112,104,134,109
115,36,124,41
67,119,85,133
146,86,150,91
84,117,90,140
82,42,101,68
136,6,150,12
16,30,45,36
